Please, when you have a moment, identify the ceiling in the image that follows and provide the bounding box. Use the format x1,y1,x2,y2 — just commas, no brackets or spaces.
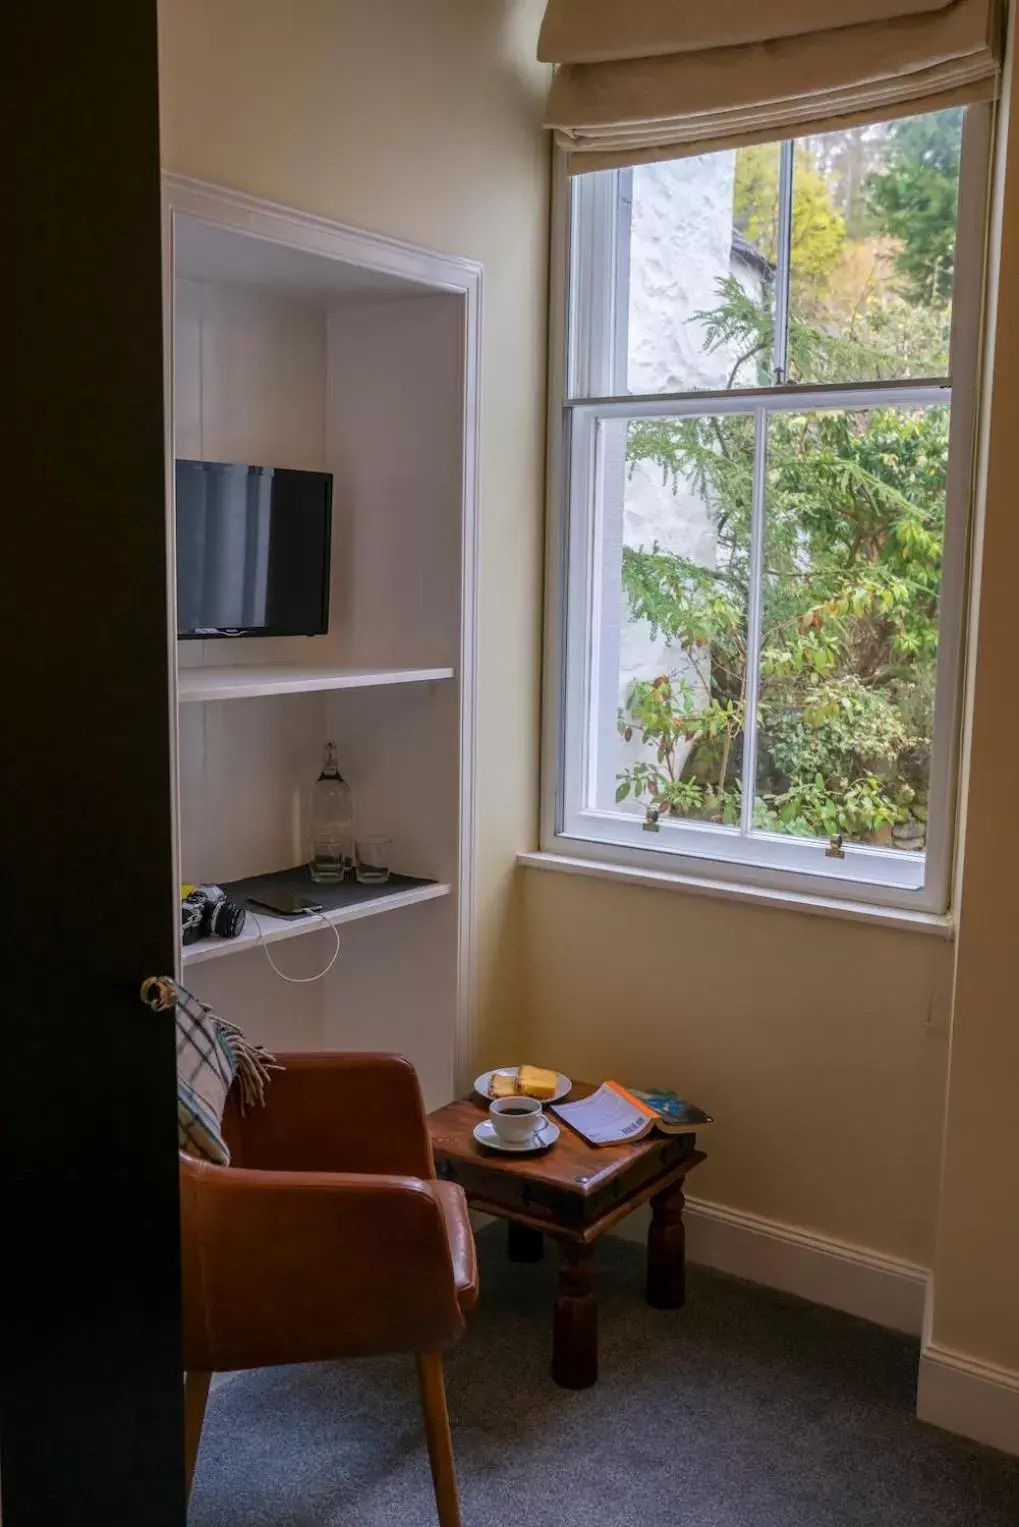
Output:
173,216,439,304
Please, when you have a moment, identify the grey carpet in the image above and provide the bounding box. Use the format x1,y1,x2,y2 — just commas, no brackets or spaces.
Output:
190,1226,1019,1526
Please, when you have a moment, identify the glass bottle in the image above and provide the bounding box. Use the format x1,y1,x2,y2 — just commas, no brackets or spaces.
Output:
308,741,353,883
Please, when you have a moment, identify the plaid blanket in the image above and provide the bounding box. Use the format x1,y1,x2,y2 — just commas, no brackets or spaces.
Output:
141,976,280,1164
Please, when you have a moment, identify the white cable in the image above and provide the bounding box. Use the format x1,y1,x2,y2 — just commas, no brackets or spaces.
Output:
246,906,342,983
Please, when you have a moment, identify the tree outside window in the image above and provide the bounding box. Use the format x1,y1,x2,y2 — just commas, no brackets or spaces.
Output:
613,112,960,855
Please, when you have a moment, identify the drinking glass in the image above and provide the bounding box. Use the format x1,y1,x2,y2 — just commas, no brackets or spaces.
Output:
355,835,392,884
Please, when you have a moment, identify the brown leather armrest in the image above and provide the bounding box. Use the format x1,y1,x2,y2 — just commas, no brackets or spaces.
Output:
224,1052,435,1177
180,1155,466,1372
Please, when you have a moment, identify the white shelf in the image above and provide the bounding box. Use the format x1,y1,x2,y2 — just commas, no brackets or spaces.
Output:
182,880,452,965
178,662,455,703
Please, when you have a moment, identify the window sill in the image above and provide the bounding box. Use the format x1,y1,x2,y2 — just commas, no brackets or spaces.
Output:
518,851,955,938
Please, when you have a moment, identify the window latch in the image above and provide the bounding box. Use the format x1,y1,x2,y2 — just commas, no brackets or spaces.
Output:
825,833,845,860
643,806,661,834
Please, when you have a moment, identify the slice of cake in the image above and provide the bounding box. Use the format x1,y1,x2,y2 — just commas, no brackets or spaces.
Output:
517,1065,557,1100
489,1070,518,1099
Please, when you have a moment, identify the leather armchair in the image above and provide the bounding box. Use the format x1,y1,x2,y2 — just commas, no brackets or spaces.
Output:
180,1053,478,1527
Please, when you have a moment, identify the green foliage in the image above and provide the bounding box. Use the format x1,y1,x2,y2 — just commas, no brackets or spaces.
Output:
615,112,959,848
618,392,947,845
733,143,847,302
729,122,959,378
866,110,963,307
732,144,780,252
617,674,744,814
691,272,948,386
756,772,909,839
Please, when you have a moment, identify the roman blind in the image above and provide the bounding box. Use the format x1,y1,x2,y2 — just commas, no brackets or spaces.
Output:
539,0,1003,171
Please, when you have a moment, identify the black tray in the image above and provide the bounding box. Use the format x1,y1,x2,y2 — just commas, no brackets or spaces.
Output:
220,863,436,914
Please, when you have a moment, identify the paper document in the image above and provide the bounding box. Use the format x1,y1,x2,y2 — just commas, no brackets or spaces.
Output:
552,1082,655,1146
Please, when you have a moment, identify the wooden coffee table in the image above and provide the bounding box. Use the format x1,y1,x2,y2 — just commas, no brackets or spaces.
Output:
428,1083,706,1389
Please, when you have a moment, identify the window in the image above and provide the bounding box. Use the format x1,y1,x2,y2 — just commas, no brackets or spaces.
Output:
549,109,987,913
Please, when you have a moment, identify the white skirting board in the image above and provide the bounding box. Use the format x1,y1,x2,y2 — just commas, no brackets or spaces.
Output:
479,1197,927,1333
917,1343,1019,1457
476,1198,1019,1455
616,1197,1019,1456
614,1196,930,1335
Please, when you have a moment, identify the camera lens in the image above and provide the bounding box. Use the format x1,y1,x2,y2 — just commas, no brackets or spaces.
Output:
208,897,246,939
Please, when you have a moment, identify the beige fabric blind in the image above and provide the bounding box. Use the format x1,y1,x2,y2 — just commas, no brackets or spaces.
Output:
538,1,960,64
541,0,1002,173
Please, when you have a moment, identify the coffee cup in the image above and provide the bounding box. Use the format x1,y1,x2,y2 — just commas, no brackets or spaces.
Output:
489,1094,543,1144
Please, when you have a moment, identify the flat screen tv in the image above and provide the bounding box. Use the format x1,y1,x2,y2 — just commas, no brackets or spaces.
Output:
175,460,332,638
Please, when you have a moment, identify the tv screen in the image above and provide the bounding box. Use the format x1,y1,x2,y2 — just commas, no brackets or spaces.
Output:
175,460,332,638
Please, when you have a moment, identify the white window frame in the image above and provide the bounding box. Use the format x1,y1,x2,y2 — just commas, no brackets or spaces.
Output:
542,107,993,917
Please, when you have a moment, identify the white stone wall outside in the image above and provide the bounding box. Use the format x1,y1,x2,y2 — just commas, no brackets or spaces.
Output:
609,151,765,808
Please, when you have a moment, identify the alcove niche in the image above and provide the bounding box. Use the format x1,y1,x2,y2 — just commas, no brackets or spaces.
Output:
164,177,480,1105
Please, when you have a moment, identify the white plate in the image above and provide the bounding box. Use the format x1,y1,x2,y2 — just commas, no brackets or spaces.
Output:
473,1118,561,1154
474,1067,573,1104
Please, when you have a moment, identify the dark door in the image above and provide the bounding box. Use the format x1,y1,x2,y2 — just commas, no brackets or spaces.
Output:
3,6,185,1524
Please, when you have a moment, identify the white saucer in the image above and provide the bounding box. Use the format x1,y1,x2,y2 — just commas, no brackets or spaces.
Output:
473,1118,561,1154
475,1067,573,1104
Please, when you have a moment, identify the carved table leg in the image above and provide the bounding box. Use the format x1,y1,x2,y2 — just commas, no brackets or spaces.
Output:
552,1239,598,1389
507,1220,544,1263
647,1179,687,1310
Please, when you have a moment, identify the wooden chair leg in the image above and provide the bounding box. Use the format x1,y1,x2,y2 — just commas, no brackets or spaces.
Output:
184,1370,211,1499
415,1353,462,1527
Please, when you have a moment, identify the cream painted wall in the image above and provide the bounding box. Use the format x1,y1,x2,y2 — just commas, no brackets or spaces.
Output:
928,54,1019,1374
522,872,952,1265
158,0,550,1062
521,70,1018,1373
158,1,1017,1369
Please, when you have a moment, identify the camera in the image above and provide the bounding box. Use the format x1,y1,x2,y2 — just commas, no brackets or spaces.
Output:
181,883,247,944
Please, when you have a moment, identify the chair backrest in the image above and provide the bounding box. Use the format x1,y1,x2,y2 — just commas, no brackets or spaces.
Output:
221,1052,437,1179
